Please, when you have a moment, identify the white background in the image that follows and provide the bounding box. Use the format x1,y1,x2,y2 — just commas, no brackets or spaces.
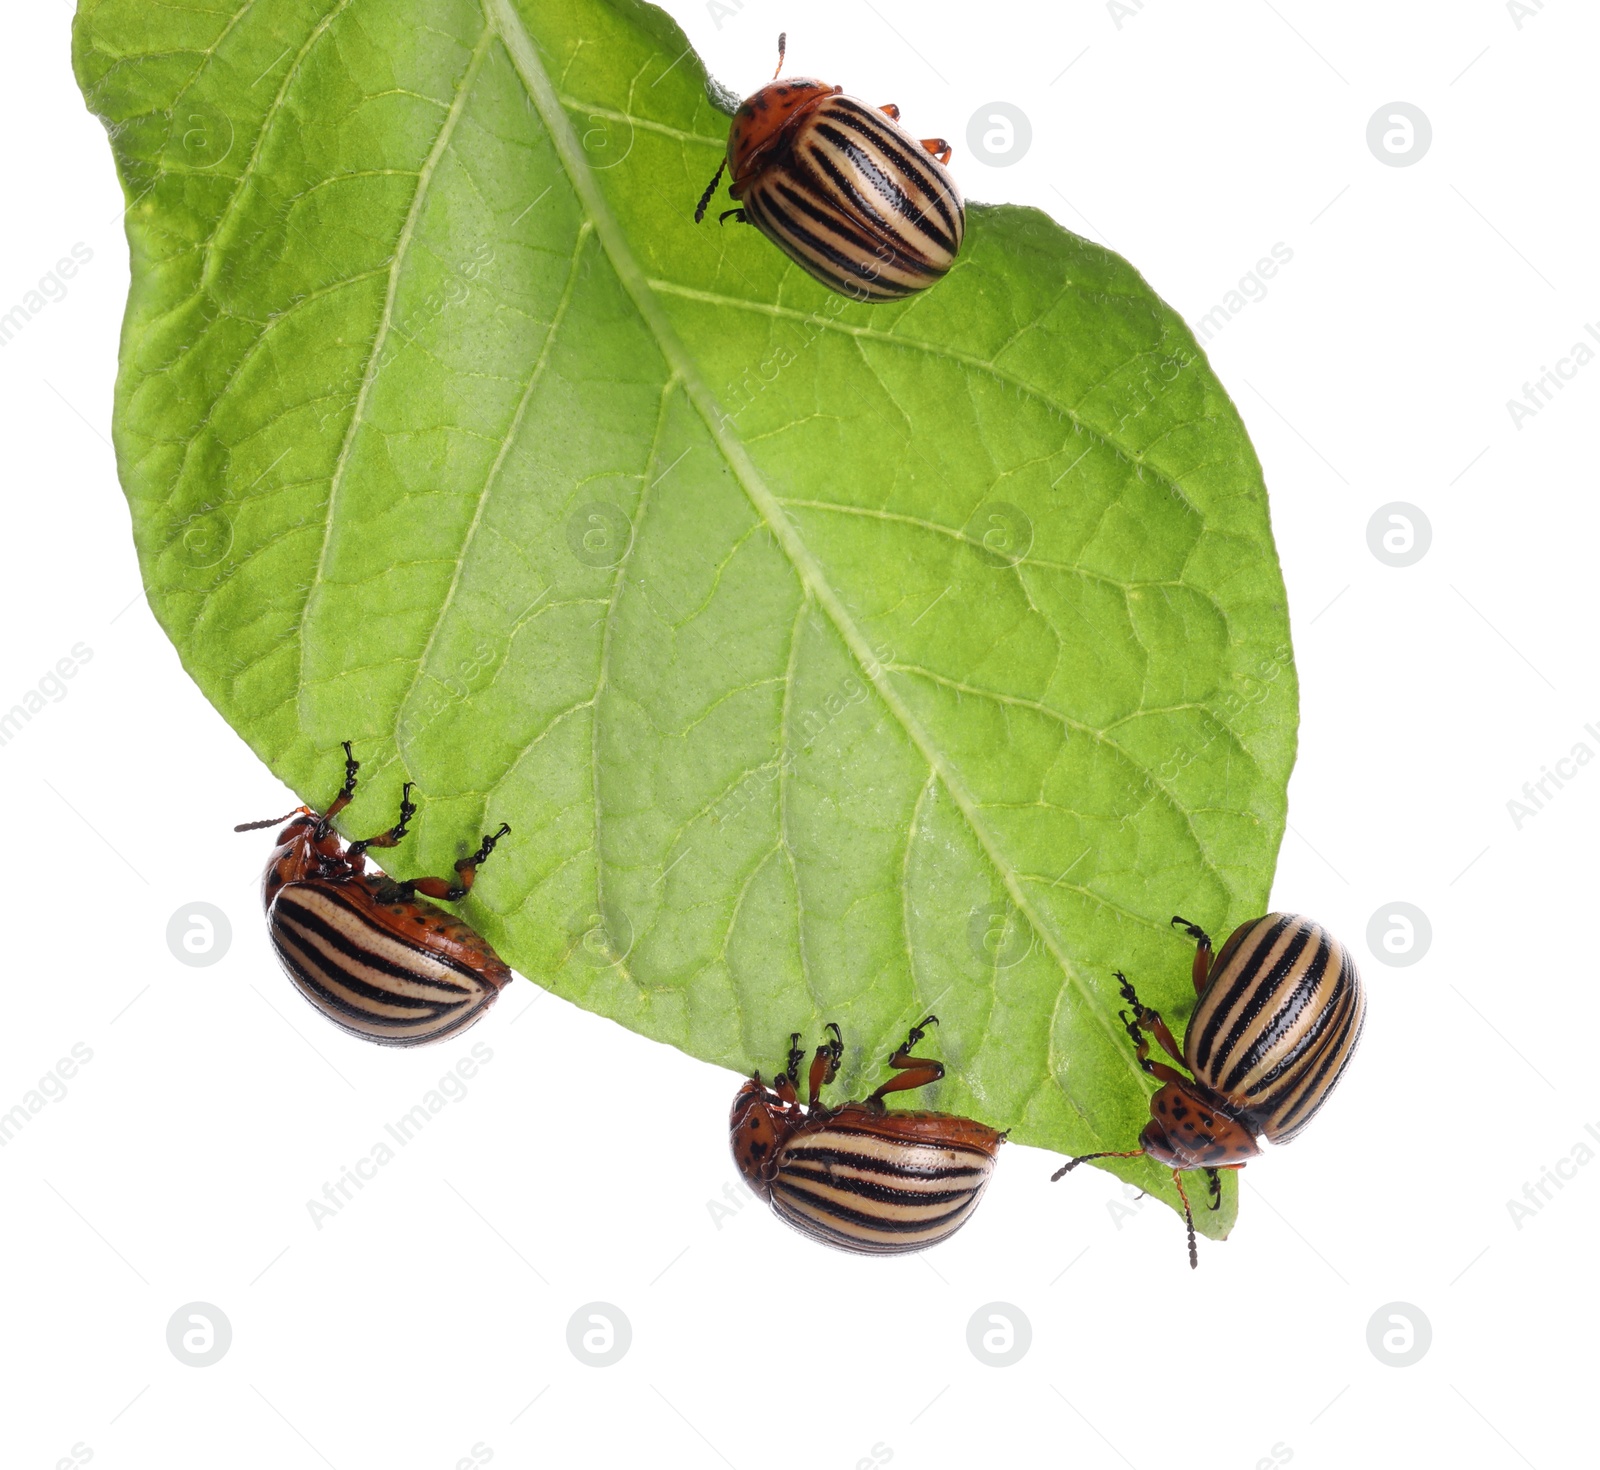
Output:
3,0,1595,1465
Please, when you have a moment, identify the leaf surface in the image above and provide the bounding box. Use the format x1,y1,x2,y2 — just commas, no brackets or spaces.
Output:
74,0,1299,1237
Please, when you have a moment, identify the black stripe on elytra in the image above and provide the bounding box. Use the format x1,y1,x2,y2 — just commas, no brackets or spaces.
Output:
777,1164,980,1209
770,1213,948,1254
808,120,956,255
746,187,910,299
825,97,961,239
800,136,908,240
782,1136,992,1176
1231,956,1351,1096
1193,915,1300,1073
1252,984,1359,1132
770,177,941,282
275,887,478,993
772,1181,977,1235
1201,939,1310,1085
272,930,467,1026
1260,983,1363,1136
1216,932,1333,1094
825,98,961,242
768,176,889,259
274,952,457,1040
807,123,920,224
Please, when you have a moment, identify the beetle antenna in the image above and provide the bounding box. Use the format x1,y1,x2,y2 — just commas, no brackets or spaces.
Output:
694,158,727,223
234,808,305,832
773,31,786,79
1049,1148,1144,1181
1173,1170,1198,1269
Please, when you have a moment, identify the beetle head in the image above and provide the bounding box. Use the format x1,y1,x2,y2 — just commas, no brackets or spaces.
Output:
729,1076,803,1192
726,79,841,189
1139,1081,1262,1171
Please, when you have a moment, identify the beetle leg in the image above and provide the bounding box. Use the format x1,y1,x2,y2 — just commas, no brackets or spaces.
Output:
880,102,901,120
1118,1010,1188,1086
694,158,727,223
1204,1167,1222,1212
773,1046,801,1107
782,1031,805,1087
1116,972,1186,1068
717,207,749,226
807,1023,843,1107
320,740,361,826
919,137,953,165
1171,915,1214,994
347,781,418,866
398,822,511,903
866,1015,945,1104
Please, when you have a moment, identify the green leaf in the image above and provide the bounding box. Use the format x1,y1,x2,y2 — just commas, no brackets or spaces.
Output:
73,0,1296,1240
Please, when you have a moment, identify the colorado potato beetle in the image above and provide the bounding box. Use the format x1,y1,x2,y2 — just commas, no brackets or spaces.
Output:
1055,914,1366,1268
235,743,513,1046
731,1016,1005,1254
695,34,965,301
